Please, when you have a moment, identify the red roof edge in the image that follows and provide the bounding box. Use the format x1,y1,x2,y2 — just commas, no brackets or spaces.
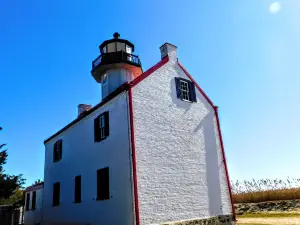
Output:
214,106,236,220
130,55,169,87
178,62,215,108
44,56,169,144
178,61,235,219
25,182,44,192
44,83,130,144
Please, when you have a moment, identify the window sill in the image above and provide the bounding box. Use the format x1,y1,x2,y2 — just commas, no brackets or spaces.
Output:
73,201,82,204
95,137,107,143
181,99,193,103
96,198,110,201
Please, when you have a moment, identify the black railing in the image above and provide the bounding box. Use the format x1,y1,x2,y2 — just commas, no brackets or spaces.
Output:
92,51,141,69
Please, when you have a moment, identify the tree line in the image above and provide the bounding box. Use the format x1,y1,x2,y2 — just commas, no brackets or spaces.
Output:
0,127,25,207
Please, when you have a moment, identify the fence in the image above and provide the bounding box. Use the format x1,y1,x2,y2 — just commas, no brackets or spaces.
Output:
0,205,23,225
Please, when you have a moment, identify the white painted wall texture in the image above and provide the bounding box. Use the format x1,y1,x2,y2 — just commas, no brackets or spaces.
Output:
42,93,133,225
24,187,43,225
131,49,232,224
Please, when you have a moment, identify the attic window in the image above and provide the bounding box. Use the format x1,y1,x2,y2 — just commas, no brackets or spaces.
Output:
94,112,109,142
53,140,62,162
175,77,197,102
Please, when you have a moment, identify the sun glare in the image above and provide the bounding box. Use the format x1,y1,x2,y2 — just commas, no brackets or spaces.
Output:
269,2,281,14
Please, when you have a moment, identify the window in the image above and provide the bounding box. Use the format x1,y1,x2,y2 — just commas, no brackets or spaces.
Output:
31,191,36,210
180,80,190,101
102,74,108,85
94,112,109,142
74,176,81,203
53,139,62,162
175,77,197,102
53,182,60,206
126,45,132,54
25,193,30,211
97,167,109,201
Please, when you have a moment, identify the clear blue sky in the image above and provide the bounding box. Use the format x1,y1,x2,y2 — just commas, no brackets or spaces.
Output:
0,0,299,186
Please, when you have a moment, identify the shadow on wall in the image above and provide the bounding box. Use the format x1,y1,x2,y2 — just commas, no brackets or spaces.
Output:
169,78,192,113
202,110,223,216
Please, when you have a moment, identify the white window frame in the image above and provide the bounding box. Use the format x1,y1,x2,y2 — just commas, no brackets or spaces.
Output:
180,80,190,101
99,115,106,139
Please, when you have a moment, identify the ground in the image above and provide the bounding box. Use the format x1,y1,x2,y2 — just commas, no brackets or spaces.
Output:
235,200,300,224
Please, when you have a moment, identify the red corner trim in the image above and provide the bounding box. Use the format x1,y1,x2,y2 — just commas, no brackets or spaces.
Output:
130,55,169,87
178,62,215,108
214,106,236,220
128,87,140,225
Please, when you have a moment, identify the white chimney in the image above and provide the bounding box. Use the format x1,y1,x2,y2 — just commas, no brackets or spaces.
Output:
160,42,177,61
78,104,92,117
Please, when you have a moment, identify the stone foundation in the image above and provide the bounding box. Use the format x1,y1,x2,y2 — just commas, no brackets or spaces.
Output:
161,215,235,225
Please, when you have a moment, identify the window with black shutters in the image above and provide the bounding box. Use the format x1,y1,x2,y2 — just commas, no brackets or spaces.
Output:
25,193,30,211
175,77,197,102
97,167,109,200
74,175,81,203
31,191,36,210
94,112,109,142
53,139,63,162
53,182,60,206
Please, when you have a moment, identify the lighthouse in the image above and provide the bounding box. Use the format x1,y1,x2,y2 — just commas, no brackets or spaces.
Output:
91,32,143,99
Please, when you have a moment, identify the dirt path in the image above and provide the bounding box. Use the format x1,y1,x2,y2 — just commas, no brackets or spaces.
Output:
238,217,300,224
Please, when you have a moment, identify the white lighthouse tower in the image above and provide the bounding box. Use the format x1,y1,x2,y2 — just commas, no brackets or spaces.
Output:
91,32,143,99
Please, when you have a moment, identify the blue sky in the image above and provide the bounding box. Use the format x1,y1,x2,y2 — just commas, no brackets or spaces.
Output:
0,0,299,186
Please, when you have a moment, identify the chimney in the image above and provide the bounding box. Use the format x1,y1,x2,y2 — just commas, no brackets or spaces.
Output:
160,42,177,61
78,104,92,117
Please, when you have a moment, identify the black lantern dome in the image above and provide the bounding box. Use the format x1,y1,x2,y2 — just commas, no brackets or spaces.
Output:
99,32,135,54
91,33,142,83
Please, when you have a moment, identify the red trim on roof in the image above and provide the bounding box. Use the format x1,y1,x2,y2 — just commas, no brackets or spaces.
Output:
178,62,215,108
178,61,235,219
44,56,169,144
25,182,44,192
130,55,169,87
44,83,130,144
128,87,140,225
214,106,236,220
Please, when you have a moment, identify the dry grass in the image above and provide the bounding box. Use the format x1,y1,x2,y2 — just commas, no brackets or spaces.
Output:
231,178,300,203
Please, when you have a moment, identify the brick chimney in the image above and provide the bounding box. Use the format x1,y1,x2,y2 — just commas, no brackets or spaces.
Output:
78,104,92,117
160,42,177,61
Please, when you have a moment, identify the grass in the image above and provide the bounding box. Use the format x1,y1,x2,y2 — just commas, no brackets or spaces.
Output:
238,212,300,218
231,178,300,203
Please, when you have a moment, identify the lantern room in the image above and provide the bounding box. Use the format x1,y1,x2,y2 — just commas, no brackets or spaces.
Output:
91,33,143,99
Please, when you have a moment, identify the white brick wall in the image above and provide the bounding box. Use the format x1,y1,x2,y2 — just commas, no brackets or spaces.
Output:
132,54,232,224
24,188,43,225
43,93,134,225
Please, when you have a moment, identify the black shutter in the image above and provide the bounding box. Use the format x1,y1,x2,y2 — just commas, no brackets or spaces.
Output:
94,116,100,142
53,182,60,206
53,142,57,162
58,140,63,160
175,77,182,99
74,176,81,203
25,193,30,210
189,81,197,102
104,111,109,137
97,167,109,200
31,191,36,210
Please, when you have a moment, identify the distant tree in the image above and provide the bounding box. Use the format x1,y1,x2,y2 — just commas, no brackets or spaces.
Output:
0,127,25,206
32,179,43,186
